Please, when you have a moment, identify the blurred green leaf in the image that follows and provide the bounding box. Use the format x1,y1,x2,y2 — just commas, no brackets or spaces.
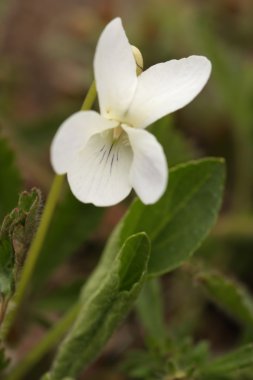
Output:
150,116,196,166
192,18,253,212
122,337,210,380
136,278,167,349
35,280,82,313
0,343,9,373
199,344,253,379
45,232,150,380
33,187,103,288
122,349,167,380
15,109,75,154
196,270,253,328
0,136,21,221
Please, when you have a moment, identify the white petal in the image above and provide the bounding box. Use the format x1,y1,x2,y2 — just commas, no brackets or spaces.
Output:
50,111,116,174
123,125,168,204
126,55,211,128
67,130,133,206
94,18,137,120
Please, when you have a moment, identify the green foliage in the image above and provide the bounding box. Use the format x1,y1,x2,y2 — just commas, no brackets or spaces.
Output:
123,337,253,380
150,116,197,166
196,270,253,328
0,189,41,375
199,344,253,380
15,111,74,158
0,136,21,221
33,187,103,289
122,337,210,380
82,158,225,301
122,158,225,276
35,280,82,313
0,238,14,298
136,278,167,349
122,349,168,380
45,233,150,380
0,343,9,373
1,2,252,380
0,188,42,300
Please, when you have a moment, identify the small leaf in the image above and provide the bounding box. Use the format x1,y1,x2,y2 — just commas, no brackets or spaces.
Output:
0,188,42,299
196,270,253,328
46,233,150,380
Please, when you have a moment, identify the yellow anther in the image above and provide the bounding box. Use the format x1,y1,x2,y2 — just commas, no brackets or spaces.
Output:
131,45,144,75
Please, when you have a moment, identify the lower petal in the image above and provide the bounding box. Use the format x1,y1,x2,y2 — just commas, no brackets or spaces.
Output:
50,111,116,174
67,130,133,206
123,125,168,204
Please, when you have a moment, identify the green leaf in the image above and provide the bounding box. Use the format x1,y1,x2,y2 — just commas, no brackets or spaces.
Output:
136,278,167,348
199,344,253,378
33,187,103,289
0,188,42,298
0,136,21,221
85,158,225,290
45,232,150,380
124,158,225,275
122,337,210,380
196,270,253,328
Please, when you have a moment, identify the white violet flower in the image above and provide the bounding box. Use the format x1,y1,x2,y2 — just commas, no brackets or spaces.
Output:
51,18,211,207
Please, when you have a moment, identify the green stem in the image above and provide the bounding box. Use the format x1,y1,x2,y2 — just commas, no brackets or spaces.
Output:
1,81,97,341
5,304,80,380
81,81,96,110
1,175,64,340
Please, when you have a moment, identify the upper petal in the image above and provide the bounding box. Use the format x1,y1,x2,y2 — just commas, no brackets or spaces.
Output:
50,111,116,174
94,18,138,120
123,125,168,204
126,55,211,128
67,130,133,207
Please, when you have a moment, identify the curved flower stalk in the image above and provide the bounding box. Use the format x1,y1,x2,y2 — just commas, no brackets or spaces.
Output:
51,18,211,206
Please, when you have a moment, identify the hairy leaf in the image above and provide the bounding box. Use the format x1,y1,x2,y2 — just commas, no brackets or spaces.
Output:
0,188,42,298
196,270,253,328
45,233,150,380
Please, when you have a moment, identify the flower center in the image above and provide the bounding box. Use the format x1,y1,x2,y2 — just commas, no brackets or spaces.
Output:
113,125,123,140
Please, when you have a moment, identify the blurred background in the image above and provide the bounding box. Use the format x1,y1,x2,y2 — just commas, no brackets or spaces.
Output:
0,0,253,379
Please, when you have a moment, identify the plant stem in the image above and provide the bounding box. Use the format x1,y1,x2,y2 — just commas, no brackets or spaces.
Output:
81,81,96,110
1,175,64,340
1,80,97,341
5,304,80,380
